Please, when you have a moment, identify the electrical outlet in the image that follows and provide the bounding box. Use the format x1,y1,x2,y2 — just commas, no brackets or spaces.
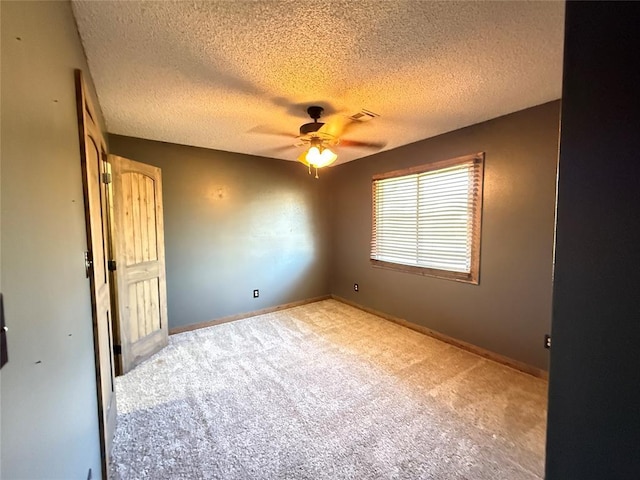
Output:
544,334,551,349
253,289,259,298
354,283,359,292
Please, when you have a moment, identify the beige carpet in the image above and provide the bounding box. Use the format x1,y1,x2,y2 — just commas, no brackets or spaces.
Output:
110,299,547,479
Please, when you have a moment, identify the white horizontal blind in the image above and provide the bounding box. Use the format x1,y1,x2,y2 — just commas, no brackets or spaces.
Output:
371,155,483,281
371,174,419,265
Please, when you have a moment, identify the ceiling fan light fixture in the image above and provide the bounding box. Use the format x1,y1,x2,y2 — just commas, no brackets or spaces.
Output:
305,145,337,168
305,145,321,163
298,143,337,178
318,147,338,167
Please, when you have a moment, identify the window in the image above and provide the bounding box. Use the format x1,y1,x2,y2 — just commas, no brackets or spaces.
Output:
370,153,484,284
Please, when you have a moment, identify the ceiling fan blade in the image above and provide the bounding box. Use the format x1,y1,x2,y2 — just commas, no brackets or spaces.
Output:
265,144,297,153
248,125,297,137
318,116,357,138
340,138,387,150
270,98,341,119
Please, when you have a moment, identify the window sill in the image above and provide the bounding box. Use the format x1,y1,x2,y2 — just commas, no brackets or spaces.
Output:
369,259,479,285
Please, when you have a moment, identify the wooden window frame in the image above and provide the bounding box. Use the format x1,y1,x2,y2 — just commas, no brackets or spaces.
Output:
370,152,484,284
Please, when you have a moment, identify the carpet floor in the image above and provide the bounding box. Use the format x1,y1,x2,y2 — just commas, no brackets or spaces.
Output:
110,299,547,480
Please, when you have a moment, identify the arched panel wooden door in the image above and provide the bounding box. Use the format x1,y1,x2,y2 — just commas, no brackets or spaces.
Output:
110,155,168,374
75,70,116,479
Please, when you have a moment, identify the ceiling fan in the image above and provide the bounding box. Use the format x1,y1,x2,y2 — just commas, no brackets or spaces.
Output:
255,105,386,178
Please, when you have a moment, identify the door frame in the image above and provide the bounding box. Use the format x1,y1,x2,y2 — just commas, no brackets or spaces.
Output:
75,69,116,480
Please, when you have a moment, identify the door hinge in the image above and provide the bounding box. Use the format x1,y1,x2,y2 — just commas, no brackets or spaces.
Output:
113,344,122,355
108,260,117,271
101,172,112,184
84,251,93,278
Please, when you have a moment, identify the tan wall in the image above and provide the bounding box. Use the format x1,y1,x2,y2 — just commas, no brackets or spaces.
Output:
1,1,104,478
327,101,560,370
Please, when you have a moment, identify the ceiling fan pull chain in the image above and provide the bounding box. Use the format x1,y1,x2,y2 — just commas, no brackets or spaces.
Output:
315,167,319,179
308,164,312,175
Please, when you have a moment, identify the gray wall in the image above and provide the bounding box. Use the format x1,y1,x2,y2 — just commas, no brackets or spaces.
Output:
328,101,560,370
109,136,332,330
8,1,639,477
1,1,103,478
546,2,640,478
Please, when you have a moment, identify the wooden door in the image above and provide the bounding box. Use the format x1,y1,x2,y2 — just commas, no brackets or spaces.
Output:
75,70,116,479
110,155,168,374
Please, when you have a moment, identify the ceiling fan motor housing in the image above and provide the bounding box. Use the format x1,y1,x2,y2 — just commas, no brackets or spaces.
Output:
299,106,326,136
307,106,324,120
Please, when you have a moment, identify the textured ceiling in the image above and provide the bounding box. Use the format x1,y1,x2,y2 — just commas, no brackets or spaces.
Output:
71,1,565,166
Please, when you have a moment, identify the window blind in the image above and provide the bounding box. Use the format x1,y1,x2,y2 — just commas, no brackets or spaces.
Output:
371,153,484,283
